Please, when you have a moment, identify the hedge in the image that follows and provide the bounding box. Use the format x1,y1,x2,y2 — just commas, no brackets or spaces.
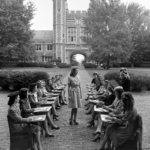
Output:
0,71,50,91
16,62,54,68
57,63,71,68
84,63,97,68
104,71,150,92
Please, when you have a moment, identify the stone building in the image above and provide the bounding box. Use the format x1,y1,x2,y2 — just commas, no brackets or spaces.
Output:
33,0,91,64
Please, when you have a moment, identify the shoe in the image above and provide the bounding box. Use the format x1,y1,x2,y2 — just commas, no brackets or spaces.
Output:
85,106,89,110
56,106,61,110
45,134,54,138
92,131,101,136
73,119,79,125
69,119,73,125
53,114,59,118
61,102,67,105
87,121,95,127
51,126,60,130
53,114,59,121
92,134,101,142
56,105,61,107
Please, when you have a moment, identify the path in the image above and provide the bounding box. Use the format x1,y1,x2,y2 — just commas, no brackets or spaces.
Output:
42,66,100,150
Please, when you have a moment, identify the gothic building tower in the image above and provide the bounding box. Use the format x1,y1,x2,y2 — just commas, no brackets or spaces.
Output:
53,0,66,62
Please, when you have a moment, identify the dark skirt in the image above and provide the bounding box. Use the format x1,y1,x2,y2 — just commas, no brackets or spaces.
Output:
106,123,135,147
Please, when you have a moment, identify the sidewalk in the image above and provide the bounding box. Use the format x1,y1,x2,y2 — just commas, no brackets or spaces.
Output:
42,67,100,150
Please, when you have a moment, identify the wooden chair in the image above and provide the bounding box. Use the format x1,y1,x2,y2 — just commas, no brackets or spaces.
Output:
7,116,34,150
116,114,143,150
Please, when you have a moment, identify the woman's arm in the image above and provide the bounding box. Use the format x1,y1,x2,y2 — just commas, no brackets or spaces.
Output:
28,95,41,106
9,108,30,122
20,101,34,113
113,111,132,124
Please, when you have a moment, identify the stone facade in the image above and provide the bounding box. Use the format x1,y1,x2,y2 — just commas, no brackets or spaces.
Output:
33,0,91,63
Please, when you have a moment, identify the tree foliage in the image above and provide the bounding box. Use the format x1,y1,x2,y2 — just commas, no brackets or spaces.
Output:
126,2,150,63
0,0,36,61
84,0,150,67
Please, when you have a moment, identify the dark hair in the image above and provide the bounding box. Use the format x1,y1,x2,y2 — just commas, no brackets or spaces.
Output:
115,87,124,100
70,67,78,77
108,85,115,94
8,96,18,106
29,83,37,92
122,92,134,111
19,89,28,99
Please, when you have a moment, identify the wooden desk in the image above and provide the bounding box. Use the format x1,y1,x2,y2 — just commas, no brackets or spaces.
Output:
88,100,100,105
47,97,57,101
33,107,52,113
52,90,62,93
40,101,55,106
94,105,109,114
51,93,59,97
101,114,115,124
27,115,46,123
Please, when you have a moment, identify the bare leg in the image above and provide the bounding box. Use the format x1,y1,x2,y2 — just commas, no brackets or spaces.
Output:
95,114,102,133
46,112,58,128
34,131,43,150
43,119,51,135
52,104,57,115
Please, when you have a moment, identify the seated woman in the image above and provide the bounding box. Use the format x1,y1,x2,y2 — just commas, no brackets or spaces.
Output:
7,91,43,150
87,84,116,128
90,86,124,142
46,78,67,105
38,80,62,110
28,83,60,131
85,81,110,115
96,92,138,150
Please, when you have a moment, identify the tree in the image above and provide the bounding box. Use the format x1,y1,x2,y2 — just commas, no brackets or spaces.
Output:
0,0,36,62
126,2,150,64
84,0,133,68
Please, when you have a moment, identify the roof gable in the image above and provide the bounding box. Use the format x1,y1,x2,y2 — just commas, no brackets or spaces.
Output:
33,30,53,43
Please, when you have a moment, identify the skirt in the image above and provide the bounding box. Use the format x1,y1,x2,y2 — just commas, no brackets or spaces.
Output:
68,87,82,108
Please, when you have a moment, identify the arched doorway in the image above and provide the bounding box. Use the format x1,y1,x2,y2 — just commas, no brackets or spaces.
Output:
69,52,87,65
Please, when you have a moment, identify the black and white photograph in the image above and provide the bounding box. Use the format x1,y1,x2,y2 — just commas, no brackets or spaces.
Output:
0,0,149,149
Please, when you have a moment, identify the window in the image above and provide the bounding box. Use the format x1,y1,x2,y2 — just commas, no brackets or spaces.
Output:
36,44,41,50
80,27,88,42
47,44,53,50
45,56,53,62
67,27,76,42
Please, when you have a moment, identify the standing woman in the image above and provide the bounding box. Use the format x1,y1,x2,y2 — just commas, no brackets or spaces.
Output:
68,67,82,125
120,68,131,92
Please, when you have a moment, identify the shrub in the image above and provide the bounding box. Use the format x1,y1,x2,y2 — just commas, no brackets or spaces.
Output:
104,71,150,92
84,63,97,68
0,71,50,91
111,62,120,68
16,62,54,68
57,63,71,68
119,62,131,67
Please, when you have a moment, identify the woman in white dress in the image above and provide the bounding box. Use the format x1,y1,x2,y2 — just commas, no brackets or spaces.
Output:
68,67,82,125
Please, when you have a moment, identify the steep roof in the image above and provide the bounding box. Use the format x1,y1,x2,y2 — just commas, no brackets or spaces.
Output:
33,30,53,43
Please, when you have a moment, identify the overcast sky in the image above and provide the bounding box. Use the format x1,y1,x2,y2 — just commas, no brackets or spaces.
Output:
26,0,150,30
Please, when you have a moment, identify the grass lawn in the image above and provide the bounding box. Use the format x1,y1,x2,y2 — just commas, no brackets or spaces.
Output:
86,67,150,148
